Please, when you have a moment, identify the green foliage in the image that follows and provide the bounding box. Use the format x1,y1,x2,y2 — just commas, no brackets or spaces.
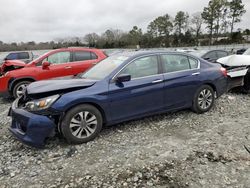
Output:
174,11,189,35
228,0,246,34
147,14,173,47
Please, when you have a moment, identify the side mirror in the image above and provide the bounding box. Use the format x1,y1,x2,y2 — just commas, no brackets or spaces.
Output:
42,61,51,69
116,74,131,83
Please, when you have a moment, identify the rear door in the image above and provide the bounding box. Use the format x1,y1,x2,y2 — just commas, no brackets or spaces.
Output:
160,54,201,109
108,55,164,122
71,51,99,75
36,51,73,80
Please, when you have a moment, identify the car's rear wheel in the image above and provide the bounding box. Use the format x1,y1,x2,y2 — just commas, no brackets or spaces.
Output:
192,85,215,114
61,104,103,144
12,81,31,98
242,72,250,94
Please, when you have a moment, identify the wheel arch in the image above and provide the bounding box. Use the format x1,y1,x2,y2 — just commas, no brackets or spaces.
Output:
203,82,217,92
8,77,36,93
62,102,107,125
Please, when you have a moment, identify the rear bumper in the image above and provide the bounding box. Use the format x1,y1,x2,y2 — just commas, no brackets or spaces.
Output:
8,99,56,148
226,67,248,90
227,77,245,91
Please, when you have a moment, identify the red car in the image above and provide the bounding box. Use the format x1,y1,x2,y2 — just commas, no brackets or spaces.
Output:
0,48,107,98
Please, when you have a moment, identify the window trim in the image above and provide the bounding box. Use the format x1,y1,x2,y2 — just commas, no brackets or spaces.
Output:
111,54,161,82
159,53,200,75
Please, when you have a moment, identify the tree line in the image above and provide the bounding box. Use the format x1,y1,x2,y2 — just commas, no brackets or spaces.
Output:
0,0,248,52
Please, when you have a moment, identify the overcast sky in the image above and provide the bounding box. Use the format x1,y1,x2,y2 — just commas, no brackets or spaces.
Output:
0,0,249,43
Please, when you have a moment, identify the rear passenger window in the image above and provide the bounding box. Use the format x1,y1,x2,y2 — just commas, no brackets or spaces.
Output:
161,55,191,73
74,51,92,61
188,58,199,69
18,52,29,59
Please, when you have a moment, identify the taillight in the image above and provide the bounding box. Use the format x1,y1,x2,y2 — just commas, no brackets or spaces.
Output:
220,67,227,77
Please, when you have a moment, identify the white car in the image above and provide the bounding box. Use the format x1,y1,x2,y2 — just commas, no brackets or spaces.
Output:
217,55,250,93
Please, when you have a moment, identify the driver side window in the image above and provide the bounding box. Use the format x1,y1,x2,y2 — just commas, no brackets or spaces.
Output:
42,52,71,65
119,56,158,79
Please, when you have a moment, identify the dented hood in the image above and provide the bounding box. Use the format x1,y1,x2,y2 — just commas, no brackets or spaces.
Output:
217,55,250,67
3,60,26,67
0,60,26,73
27,79,96,95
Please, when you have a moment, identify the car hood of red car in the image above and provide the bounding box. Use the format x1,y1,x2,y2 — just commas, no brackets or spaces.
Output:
0,60,27,73
3,60,26,67
26,78,96,95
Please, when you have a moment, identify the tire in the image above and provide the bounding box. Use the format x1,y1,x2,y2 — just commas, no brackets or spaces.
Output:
242,72,250,94
12,81,31,99
192,85,215,114
61,104,103,145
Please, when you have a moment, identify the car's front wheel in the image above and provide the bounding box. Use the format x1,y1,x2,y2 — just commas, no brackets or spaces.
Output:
192,85,215,114
12,80,31,98
61,104,103,144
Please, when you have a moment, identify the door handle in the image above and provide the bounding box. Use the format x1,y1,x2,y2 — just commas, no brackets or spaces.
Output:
192,72,200,76
65,66,72,69
152,79,163,83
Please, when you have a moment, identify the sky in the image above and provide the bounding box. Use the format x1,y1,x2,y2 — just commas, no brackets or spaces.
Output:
0,0,249,43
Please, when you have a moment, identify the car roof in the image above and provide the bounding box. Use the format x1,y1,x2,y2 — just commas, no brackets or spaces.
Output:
111,50,188,59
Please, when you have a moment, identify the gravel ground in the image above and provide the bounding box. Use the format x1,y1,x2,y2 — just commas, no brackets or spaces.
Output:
0,93,250,188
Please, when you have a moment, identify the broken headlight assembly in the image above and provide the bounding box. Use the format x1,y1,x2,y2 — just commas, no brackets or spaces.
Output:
25,94,60,112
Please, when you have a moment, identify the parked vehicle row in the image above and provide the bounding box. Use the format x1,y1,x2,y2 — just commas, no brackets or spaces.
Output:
0,47,248,148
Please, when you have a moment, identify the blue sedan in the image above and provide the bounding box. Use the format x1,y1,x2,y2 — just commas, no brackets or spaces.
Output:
9,51,228,148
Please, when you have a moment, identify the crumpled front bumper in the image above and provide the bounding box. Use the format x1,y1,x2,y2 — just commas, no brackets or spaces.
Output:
8,98,56,148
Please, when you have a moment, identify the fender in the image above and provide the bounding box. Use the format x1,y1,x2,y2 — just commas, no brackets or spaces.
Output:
8,76,37,92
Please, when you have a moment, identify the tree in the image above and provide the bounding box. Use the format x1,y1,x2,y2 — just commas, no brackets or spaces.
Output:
243,29,250,35
213,0,228,41
191,12,203,45
228,0,246,35
84,33,99,47
128,26,143,46
202,0,221,45
147,14,173,47
174,11,189,35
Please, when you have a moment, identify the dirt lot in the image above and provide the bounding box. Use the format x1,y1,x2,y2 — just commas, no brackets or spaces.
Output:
0,93,250,188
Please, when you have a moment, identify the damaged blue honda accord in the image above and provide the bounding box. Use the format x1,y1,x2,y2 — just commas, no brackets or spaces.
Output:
8,51,228,148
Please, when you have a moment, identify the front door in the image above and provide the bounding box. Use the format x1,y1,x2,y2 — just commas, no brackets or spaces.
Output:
36,51,73,80
108,55,164,122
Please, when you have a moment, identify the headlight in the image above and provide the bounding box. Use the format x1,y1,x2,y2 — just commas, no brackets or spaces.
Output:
25,94,60,111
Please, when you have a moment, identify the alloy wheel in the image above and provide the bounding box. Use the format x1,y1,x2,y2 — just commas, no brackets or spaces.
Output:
16,84,28,98
198,89,213,110
69,111,98,139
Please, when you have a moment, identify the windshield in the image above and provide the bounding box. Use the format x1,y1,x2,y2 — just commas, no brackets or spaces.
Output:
243,48,250,55
82,55,129,80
